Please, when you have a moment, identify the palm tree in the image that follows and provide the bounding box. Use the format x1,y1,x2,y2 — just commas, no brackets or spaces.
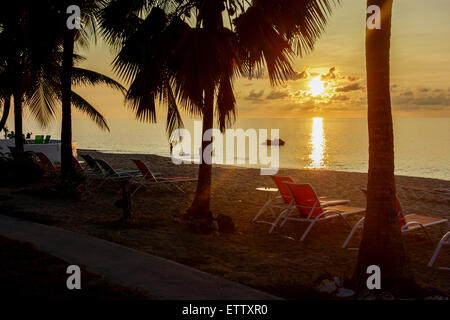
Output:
0,49,125,143
55,0,106,179
353,0,412,292
0,96,10,132
0,1,63,151
100,0,338,224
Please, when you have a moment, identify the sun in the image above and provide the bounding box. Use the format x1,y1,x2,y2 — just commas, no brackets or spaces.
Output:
308,76,326,97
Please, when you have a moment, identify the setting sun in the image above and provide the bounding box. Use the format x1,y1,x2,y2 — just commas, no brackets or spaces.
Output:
308,76,326,97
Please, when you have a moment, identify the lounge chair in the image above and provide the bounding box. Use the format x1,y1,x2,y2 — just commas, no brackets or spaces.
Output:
131,159,197,196
72,156,84,172
80,154,104,174
36,152,58,175
252,176,350,225
342,189,449,249
96,159,141,178
252,176,294,225
270,183,365,241
428,231,450,270
34,135,44,144
44,135,51,144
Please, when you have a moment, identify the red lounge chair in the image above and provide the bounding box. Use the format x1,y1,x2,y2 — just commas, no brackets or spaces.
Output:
252,176,294,224
36,152,58,175
253,176,351,227
73,156,84,172
342,189,449,249
270,183,365,241
131,159,197,196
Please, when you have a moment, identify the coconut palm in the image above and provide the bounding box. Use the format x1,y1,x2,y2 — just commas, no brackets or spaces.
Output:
0,46,125,144
53,0,108,178
0,96,10,132
353,0,412,292
100,0,338,223
0,1,58,151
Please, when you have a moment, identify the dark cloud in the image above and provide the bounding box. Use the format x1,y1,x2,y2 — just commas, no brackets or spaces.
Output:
321,67,336,81
245,89,265,101
401,91,413,97
331,94,350,101
347,75,359,82
266,90,289,100
290,70,308,80
392,88,450,111
335,83,363,92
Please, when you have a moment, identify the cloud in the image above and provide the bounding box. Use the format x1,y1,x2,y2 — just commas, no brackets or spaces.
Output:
392,87,450,111
346,75,359,82
266,90,289,100
245,89,265,101
331,94,350,101
290,70,309,80
335,83,363,92
321,67,337,81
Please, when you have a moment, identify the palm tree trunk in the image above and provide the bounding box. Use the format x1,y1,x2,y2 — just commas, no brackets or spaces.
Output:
186,87,214,222
186,0,224,223
61,28,76,179
13,92,24,152
354,0,412,293
0,95,11,131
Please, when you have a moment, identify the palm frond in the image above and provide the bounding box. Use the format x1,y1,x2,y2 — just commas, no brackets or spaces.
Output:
216,75,236,132
253,0,339,56
235,6,294,85
25,74,59,128
70,91,110,131
71,67,127,94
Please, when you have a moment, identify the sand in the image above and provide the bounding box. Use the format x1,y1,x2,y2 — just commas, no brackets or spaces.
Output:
1,149,449,298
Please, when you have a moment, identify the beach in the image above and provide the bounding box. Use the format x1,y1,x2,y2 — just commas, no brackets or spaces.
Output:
1,150,449,297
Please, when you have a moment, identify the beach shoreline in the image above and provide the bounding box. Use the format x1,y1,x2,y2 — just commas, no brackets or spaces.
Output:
1,149,449,297
78,149,450,183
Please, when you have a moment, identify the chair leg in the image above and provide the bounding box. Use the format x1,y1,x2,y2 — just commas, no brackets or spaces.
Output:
268,208,289,234
252,199,273,223
428,232,450,267
299,219,319,242
343,216,365,248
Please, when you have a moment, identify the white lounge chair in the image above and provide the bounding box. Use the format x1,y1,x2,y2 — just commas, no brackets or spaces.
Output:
343,190,449,249
131,159,197,196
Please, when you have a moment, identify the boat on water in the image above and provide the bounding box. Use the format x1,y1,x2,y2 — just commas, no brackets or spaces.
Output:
264,139,285,146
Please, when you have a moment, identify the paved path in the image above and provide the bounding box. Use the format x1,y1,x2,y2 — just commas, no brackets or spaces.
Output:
0,215,279,300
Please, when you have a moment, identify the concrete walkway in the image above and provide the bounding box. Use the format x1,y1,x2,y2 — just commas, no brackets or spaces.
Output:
0,215,279,300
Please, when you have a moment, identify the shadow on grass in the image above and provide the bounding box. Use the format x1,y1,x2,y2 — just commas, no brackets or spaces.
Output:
0,204,57,225
0,235,152,300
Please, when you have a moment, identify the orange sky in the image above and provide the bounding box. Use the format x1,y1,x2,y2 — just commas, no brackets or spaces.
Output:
69,0,450,121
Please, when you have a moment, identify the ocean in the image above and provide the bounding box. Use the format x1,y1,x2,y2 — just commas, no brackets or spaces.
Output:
8,117,450,181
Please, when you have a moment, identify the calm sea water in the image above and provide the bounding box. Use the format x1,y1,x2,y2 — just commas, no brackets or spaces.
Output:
9,117,450,180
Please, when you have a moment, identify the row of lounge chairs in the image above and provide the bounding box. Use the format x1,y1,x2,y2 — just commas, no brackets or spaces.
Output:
34,152,196,195
253,175,450,269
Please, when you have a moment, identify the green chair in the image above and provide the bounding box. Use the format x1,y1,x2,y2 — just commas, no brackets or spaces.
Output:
34,135,44,144
44,135,51,144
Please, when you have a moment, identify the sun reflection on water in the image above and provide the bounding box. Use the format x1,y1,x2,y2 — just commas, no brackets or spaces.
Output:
307,117,327,169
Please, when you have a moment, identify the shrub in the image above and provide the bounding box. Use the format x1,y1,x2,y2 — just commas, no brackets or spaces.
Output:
0,152,43,184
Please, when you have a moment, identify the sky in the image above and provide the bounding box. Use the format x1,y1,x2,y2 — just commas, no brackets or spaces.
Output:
72,0,450,120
